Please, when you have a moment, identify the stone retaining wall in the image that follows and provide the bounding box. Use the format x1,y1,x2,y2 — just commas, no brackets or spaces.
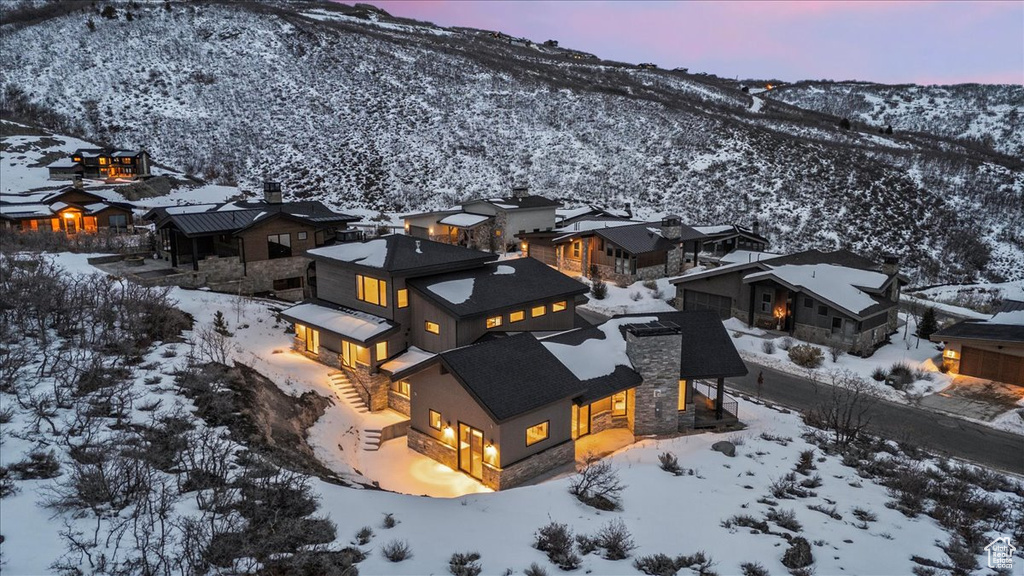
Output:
482,440,575,490
408,428,457,469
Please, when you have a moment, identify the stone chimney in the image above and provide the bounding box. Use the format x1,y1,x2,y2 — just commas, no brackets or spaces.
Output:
881,253,899,277
263,181,283,204
623,202,632,218
624,321,683,436
752,220,761,236
661,215,684,276
660,214,682,240
511,184,529,199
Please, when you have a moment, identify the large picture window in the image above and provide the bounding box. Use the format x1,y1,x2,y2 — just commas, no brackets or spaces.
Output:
526,421,549,446
108,214,128,232
356,275,387,307
760,292,772,313
612,391,627,416
342,341,370,367
268,233,292,259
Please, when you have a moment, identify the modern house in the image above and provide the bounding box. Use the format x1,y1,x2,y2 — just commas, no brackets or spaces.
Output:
144,182,359,300
281,234,590,413
400,311,746,489
48,149,152,180
930,300,1024,386
0,184,135,234
520,215,707,283
671,249,907,356
695,223,769,265
402,186,560,251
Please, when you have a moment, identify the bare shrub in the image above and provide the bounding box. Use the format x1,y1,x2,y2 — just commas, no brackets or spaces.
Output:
634,553,680,576
887,362,915,389
761,340,776,354
534,522,580,570
575,534,598,555
852,507,877,523
524,562,548,576
569,455,623,511
870,366,887,382
8,449,61,479
827,339,847,362
355,526,373,545
794,449,816,475
595,518,636,560
642,279,658,291
781,537,813,569
803,370,878,451
629,290,643,301
659,451,683,475
765,508,802,532
449,551,482,576
721,514,769,533
807,503,842,521
382,512,397,529
883,460,930,517
381,539,412,562
788,345,823,368
741,561,770,576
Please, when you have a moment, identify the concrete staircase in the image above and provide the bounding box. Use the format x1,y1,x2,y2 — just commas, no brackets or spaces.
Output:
327,371,382,451
328,371,369,414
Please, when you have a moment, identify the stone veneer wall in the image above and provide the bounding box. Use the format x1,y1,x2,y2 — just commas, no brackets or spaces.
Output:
589,410,615,435
388,390,410,416
791,324,880,357
678,408,696,430
408,428,457,469
345,363,391,412
482,440,575,491
625,330,683,436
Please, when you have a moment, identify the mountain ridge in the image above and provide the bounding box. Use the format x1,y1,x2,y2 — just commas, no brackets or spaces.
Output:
1,0,1021,284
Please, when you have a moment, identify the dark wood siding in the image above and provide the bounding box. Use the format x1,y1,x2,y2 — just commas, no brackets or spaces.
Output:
315,261,395,320
682,289,731,319
455,299,577,347
409,291,459,352
239,219,319,263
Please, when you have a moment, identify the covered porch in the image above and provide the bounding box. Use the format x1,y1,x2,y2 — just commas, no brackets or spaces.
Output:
692,379,740,428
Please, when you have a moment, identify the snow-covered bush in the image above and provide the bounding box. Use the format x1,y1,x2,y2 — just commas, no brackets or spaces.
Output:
381,539,412,562
533,522,580,570
569,456,624,511
781,537,813,569
788,344,824,368
658,451,683,476
595,518,636,560
448,551,482,576
355,526,373,545
828,339,847,362
761,340,776,354
870,366,887,381
591,278,608,300
777,337,794,351
740,561,770,576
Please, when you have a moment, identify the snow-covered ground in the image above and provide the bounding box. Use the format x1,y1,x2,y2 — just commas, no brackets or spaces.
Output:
910,281,1024,312
3,252,1022,575
0,126,100,194
578,277,677,316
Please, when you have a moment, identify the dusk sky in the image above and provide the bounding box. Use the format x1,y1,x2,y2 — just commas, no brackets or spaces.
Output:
371,1,1024,85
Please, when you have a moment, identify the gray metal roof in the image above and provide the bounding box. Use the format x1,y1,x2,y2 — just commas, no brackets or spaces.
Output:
596,223,678,255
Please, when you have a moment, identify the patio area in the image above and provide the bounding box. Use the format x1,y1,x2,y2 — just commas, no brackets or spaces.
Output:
575,428,635,462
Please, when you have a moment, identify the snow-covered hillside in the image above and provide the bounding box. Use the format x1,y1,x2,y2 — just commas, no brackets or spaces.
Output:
770,82,1024,158
1,1,1022,284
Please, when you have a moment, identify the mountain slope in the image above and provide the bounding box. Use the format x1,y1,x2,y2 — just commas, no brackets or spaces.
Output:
1,0,1021,283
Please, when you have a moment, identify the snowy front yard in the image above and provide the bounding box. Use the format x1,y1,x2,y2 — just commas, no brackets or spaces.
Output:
3,253,1022,576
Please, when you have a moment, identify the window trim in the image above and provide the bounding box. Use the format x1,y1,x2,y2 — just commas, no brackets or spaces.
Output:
392,380,410,397
429,409,442,431
397,288,409,308
552,301,567,313
375,341,388,362
611,391,627,416
531,305,546,318
356,274,388,307
525,421,550,447
425,321,440,334
509,310,525,323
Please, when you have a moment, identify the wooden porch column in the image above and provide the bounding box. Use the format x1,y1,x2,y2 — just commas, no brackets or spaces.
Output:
693,242,699,267
715,377,725,420
170,230,179,268
191,238,199,271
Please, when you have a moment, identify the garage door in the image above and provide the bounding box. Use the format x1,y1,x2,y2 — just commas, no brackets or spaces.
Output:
960,346,1024,386
683,290,732,319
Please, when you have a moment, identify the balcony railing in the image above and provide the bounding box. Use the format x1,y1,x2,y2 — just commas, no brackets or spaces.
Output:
692,380,739,427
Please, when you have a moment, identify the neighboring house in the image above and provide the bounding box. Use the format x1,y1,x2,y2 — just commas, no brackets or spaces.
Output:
930,300,1024,386
0,184,135,233
400,311,746,489
695,223,769,265
555,204,632,227
402,186,560,250
281,234,589,413
671,249,906,356
520,215,706,283
49,149,152,180
144,182,359,300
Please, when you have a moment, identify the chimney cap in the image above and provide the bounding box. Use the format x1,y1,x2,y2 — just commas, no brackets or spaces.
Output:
882,253,899,265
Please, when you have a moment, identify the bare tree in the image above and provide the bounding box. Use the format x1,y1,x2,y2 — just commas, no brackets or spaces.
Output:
804,370,879,451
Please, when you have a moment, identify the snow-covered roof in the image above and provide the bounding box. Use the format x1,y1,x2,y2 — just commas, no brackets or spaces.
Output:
744,264,889,316
437,212,492,228
718,250,781,265
163,204,221,215
987,310,1024,326
554,218,639,238
541,316,657,380
380,346,436,377
0,203,52,217
281,302,395,343
427,278,475,304
46,158,79,168
308,238,389,268
693,225,733,235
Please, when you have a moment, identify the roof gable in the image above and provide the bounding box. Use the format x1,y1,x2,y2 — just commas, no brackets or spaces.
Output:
309,234,497,274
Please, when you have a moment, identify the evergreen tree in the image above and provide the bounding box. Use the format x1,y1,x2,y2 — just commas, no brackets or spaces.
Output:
917,307,938,339
213,310,234,337
885,125,894,135
839,118,851,130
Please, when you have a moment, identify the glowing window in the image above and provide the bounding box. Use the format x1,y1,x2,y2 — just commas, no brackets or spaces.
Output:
392,380,410,397
531,305,546,318
552,301,567,312
397,289,408,308
375,341,388,361
678,380,687,410
356,275,387,307
342,341,370,367
429,409,442,430
509,310,525,323
526,421,549,446
425,321,440,334
612,391,627,416
486,316,502,329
